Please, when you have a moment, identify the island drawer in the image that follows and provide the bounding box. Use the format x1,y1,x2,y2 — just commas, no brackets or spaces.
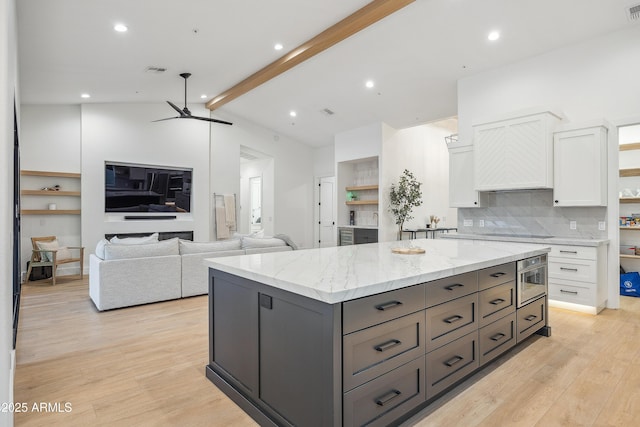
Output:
550,245,596,260
343,284,425,334
343,356,426,427
343,311,425,392
548,258,596,283
516,296,546,343
548,280,594,306
478,281,516,328
425,271,478,308
425,331,479,399
479,312,516,366
478,262,516,291
426,293,478,351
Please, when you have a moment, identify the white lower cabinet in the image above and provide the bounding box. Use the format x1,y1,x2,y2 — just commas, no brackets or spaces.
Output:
548,244,608,314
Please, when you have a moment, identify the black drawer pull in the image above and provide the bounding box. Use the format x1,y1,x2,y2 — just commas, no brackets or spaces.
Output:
444,355,464,367
524,314,538,322
560,289,579,295
489,298,505,305
375,389,401,407
490,332,506,341
375,301,403,311
374,339,402,352
560,267,578,272
443,314,463,324
490,272,506,278
559,250,578,254
444,283,464,291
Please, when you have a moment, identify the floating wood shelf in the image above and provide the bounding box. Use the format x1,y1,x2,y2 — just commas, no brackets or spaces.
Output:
345,185,379,191
620,254,640,259
21,190,81,196
620,227,640,231
620,197,640,204
345,200,379,205
20,170,81,178
21,209,81,215
619,142,640,151
620,169,640,177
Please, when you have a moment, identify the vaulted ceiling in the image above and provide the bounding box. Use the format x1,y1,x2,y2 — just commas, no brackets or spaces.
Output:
17,0,635,146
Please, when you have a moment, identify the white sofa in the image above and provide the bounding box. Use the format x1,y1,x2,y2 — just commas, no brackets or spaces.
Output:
89,236,294,311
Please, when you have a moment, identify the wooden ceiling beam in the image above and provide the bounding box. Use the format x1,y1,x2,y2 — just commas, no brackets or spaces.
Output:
206,0,415,111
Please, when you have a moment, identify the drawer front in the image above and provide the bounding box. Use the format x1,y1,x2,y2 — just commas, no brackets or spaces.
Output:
425,271,478,308
343,311,425,392
478,281,516,328
478,262,516,291
548,259,596,283
343,284,425,334
425,331,479,399
548,281,595,306
343,356,426,427
550,245,596,260
516,296,546,343
426,293,478,351
479,312,516,366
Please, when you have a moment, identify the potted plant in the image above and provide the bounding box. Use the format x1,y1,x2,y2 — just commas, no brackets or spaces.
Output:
389,169,423,240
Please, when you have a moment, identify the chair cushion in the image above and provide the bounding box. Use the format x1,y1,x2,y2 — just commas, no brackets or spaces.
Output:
36,239,60,262
179,239,242,255
241,236,286,249
103,238,179,260
110,232,159,245
56,247,73,261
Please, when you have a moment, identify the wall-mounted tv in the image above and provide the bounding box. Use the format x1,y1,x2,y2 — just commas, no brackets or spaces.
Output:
105,161,192,213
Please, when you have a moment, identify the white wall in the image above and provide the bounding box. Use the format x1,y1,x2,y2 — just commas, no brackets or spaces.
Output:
458,25,640,310
313,145,334,178
1,0,18,424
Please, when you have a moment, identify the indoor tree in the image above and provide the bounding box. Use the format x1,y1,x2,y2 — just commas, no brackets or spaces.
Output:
389,169,423,240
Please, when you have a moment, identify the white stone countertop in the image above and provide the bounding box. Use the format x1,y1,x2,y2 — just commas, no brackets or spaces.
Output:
204,239,550,304
442,233,609,247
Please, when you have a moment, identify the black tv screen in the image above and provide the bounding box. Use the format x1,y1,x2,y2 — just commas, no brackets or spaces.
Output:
105,162,192,213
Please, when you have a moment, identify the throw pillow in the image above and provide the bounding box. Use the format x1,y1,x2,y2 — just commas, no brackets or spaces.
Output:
95,239,110,260
241,236,286,250
36,240,60,262
179,239,242,255
103,237,179,260
110,232,159,245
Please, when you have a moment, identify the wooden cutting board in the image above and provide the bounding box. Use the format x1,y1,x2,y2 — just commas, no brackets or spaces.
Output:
391,247,425,254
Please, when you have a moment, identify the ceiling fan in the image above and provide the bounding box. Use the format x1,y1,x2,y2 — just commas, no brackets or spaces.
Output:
154,73,233,125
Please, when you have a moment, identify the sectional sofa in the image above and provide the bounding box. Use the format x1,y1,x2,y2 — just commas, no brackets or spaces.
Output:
89,234,295,311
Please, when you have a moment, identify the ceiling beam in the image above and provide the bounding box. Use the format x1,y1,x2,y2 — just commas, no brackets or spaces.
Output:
206,0,415,111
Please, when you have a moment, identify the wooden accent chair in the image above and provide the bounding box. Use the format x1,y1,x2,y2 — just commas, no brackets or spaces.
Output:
25,236,84,286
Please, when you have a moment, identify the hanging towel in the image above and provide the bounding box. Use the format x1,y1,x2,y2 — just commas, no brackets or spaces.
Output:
223,194,236,230
216,206,230,239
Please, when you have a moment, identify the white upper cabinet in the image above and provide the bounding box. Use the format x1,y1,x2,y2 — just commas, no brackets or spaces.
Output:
553,124,608,206
449,146,479,207
474,111,562,191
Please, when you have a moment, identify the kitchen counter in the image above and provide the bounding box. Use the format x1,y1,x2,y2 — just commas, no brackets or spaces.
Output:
442,232,609,247
204,238,550,304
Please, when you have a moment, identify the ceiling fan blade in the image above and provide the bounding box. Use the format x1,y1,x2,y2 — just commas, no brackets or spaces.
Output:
151,116,180,122
166,101,186,116
190,115,233,125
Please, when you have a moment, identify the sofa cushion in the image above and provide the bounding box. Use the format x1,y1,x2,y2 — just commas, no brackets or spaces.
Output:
179,239,242,255
110,232,159,245
241,236,286,250
103,238,179,260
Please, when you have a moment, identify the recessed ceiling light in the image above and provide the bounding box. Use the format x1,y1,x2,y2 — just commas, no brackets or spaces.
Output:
114,24,128,33
274,43,283,51
365,80,374,89
289,111,297,117
200,94,207,99
488,31,500,41
81,93,90,99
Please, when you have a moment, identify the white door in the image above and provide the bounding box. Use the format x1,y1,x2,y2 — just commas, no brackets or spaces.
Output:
318,177,336,247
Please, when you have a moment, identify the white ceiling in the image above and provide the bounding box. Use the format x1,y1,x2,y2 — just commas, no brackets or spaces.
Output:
16,0,635,147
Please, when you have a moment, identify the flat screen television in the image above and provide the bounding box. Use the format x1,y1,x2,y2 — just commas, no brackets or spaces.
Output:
105,161,192,213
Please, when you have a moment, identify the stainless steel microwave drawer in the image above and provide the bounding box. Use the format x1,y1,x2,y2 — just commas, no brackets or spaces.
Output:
478,262,516,291
426,293,478,351
479,312,516,366
425,271,478,308
516,296,546,343
478,281,516,328
343,311,425,392
425,331,479,399
343,284,425,334
343,356,426,427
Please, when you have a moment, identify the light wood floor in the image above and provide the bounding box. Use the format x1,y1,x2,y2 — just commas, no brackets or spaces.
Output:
14,277,640,426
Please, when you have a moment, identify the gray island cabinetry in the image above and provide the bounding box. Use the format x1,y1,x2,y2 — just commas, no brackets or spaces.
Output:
205,239,550,426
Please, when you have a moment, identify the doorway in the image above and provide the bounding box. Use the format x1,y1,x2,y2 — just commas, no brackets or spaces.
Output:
249,176,262,233
240,146,274,235
315,176,336,247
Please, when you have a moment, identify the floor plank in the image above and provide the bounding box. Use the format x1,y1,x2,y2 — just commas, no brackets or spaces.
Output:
14,278,640,426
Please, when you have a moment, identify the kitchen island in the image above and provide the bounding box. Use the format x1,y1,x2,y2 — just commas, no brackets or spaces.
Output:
205,239,551,427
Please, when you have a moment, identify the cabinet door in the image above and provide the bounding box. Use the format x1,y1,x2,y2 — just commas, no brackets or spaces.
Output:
449,146,479,207
474,124,507,190
553,126,607,206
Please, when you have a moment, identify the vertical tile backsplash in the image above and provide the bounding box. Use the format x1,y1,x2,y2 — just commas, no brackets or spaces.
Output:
457,189,607,239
